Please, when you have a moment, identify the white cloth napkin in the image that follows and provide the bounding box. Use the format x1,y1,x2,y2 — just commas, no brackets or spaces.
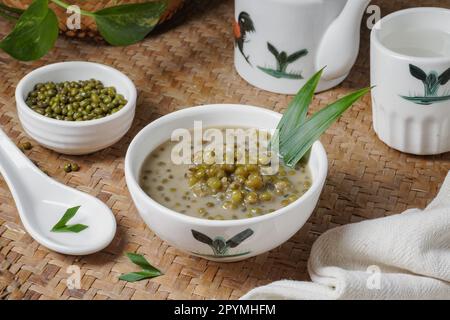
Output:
242,172,450,300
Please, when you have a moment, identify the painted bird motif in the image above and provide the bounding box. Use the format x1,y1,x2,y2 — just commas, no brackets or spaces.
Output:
233,12,255,65
191,229,254,256
410,64,450,97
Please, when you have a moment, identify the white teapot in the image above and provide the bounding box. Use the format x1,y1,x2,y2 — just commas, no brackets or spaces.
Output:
234,0,371,94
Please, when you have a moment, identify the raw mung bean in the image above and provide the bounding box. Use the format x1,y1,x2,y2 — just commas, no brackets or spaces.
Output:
25,80,127,122
20,141,32,151
63,163,72,173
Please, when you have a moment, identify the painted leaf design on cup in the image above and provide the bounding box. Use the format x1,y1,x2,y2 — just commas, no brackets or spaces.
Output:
438,68,450,85
258,42,308,80
401,64,450,105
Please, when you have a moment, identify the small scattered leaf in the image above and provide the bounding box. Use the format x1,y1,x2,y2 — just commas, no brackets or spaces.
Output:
0,0,58,61
120,253,163,282
126,252,161,273
51,206,88,233
93,1,167,46
119,271,161,282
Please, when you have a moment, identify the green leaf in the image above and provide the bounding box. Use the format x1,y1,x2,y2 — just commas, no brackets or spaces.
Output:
93,1,167,46
281,87,371,167
126,253,162,274
0,0,58,61
51,206,88,233
51,206,81,230
51,224,89,233
120,253,163,282
272,68,324,157
119,271,161,282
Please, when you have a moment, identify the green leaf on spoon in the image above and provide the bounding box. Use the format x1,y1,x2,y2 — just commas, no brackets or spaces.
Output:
51,206,88,233
93,1,167,46
0,0,58,61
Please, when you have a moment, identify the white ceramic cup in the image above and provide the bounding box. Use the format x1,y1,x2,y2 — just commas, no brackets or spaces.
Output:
125,104,328,262
234,0,371,94
371,8,450,155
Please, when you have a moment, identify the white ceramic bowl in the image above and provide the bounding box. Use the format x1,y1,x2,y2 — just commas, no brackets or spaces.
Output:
125,104,328,262
15,61,137,155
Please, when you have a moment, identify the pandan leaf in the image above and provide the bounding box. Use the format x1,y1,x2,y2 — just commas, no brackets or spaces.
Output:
51,224,89,233
281,87,371,167
271,68,324,157
409,64,427,81
51,206,88,233
94,1,167,46
119,253,163,282
125,253,161,274
119,271,161,282
0,0,58,61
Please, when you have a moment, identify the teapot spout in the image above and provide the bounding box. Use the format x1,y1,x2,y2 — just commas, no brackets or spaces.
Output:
316,0,371,81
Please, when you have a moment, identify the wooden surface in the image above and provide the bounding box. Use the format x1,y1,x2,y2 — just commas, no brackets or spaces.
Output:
1,0,449,300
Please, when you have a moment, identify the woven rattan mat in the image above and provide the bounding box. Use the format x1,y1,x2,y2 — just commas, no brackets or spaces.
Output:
1,0,449,300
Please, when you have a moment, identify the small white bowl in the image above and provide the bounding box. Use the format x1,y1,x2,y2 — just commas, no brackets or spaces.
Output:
125,104,328,262
15,61,137,155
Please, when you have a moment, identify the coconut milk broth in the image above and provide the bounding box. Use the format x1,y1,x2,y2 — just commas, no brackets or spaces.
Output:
139,127,312,220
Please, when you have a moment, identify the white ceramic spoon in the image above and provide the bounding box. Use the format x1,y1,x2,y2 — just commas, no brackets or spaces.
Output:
0,129,116,255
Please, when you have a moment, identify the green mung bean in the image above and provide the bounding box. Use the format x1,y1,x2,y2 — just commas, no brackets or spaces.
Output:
25,79,128,122
20,141,32,151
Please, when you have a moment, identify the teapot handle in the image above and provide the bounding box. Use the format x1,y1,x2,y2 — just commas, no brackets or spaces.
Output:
315,0,371,81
